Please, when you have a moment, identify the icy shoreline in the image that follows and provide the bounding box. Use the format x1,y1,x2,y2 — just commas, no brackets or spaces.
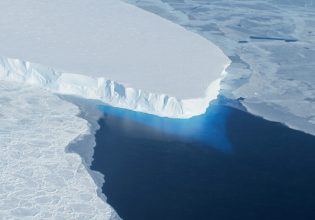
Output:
63,96,112,205
0,56,228,118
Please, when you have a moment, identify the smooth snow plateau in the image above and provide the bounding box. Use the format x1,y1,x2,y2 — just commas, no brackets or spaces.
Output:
0,0,230,118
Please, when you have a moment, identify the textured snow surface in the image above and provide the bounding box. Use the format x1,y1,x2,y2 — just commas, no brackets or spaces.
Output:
0,57,223,118
126,0,315,135
0,0,230,100
0,81,120,219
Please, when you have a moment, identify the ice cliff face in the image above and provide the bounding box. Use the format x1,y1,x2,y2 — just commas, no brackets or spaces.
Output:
0,57,228,118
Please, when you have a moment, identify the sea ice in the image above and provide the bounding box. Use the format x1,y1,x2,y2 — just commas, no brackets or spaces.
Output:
0,81,120,219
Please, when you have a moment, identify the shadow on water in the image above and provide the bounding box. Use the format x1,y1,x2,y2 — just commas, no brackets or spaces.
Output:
92,99,315,220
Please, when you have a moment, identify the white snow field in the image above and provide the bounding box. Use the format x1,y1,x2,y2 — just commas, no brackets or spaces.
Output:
0,81,120,220
0,0,230,118
126,0,315,135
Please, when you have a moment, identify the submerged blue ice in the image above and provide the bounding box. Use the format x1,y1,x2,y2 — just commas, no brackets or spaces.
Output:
97,98,233,152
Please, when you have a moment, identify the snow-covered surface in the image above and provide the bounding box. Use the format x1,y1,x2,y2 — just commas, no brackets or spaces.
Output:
0,81,120,219
0,0,229,102
126,0,315,135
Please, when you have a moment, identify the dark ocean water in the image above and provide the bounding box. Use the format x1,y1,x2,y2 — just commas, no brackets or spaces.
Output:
91,101,315,220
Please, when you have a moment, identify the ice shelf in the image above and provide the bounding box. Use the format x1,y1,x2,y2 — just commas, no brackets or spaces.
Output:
0,0,230,118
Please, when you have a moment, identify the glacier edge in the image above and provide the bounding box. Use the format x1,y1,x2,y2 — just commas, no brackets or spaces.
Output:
0,56,229,118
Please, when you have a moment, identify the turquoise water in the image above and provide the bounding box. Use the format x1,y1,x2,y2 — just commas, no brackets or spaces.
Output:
92,101,315,220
